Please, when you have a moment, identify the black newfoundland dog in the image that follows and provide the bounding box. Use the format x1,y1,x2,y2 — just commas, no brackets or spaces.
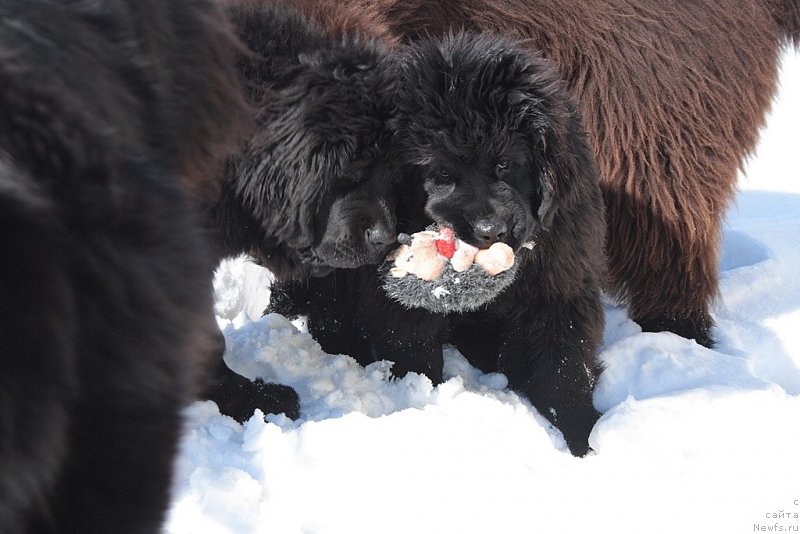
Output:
0,0,404,529
207,0,399,278
346,0,800,347
0,0,249,531
270,33,606,456
201,0,400,422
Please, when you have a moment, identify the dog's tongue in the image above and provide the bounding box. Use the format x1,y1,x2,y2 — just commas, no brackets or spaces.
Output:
434,227,456,258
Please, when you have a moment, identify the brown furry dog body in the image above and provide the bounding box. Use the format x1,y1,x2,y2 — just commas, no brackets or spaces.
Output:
346,0,800,346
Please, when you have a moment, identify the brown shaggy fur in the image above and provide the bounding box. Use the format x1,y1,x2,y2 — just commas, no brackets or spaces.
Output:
275,0,398,44
343,0,800,345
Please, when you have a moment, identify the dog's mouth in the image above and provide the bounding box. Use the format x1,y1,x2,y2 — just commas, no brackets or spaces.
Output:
298,247,335,277
299,242,395,276
437,221,534,254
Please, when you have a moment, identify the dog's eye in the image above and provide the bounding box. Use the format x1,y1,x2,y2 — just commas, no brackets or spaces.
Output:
496,159,511,175
432,168,453,184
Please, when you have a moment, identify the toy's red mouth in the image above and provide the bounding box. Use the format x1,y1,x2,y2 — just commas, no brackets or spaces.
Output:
433,226,456,258
389,225,515,282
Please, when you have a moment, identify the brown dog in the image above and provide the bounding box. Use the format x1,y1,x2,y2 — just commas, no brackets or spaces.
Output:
343,0,800,347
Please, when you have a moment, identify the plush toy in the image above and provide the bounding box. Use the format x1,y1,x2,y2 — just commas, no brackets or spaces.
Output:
381,226,528,313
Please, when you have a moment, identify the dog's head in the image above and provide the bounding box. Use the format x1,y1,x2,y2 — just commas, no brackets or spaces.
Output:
393,32,594,252
299,155,398,276
223,3,399,276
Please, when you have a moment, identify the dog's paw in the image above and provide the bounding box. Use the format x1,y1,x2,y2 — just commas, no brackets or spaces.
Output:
204,364,300,422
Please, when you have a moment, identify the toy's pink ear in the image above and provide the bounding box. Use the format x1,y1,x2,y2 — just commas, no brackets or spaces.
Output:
390,231,448,281
474,242,515,275
450,242,478,272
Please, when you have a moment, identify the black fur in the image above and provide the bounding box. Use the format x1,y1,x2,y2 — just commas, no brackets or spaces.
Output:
270,33,607,456
206,2,399,279
0,0,252,531
200,1,400,424
203,358,300,423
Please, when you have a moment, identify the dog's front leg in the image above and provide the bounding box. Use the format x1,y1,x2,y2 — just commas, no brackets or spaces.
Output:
496,294,604,457
366,304,449,385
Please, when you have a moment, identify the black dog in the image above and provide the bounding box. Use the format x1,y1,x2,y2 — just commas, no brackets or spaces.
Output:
270,33,606,456
345,0,800,348
0,0,250,531
202,1,399,422
207,1,398,278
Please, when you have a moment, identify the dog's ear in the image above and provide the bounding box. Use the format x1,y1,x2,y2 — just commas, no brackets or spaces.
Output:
537,162,556,230
234,104,356,250
510,59,599,231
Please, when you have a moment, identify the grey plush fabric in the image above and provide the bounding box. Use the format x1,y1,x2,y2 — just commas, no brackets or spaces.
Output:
381,253,520,313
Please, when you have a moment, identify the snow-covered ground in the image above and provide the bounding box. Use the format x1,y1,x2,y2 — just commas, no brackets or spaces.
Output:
166,48,800,534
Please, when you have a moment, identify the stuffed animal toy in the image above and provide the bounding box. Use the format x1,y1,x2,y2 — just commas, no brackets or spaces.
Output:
382,226,527,313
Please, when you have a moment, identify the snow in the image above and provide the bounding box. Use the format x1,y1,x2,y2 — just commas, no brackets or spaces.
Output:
166,49,800,534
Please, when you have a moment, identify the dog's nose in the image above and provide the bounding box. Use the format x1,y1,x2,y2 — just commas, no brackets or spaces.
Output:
473,218,507,246
366,225,397,253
